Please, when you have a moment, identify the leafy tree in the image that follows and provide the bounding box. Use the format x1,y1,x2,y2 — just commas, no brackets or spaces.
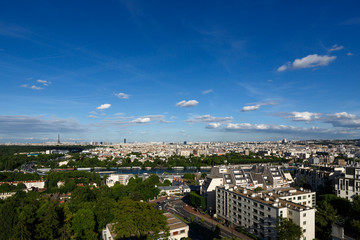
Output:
0,183,13,192
15,182,27,191
276,217,302,240
0,201,17,239
189,191,206,210
11,211,32,240
183,173,195,180
35,201,61,240
162,179,171,186
315,201,337,240
72,208,97,240
113,199,169,239
59,203,73,240
94,197,116,234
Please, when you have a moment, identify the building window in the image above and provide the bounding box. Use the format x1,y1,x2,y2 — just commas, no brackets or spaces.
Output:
173,231,178,236
180,230,185,234
303,221,306,225
303,213,306,217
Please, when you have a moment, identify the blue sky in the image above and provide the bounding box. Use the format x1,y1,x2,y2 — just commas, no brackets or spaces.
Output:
0,0,360,143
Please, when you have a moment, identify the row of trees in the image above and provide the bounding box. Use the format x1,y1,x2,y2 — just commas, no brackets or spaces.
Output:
59,152,288,169
0,172,41,182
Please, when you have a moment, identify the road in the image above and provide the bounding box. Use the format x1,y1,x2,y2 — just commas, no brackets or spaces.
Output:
164,199,252,240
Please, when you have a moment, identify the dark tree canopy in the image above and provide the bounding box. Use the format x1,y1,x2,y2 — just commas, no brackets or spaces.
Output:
276,217,302,240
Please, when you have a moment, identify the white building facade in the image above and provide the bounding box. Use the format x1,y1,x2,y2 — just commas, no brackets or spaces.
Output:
216,186,315,240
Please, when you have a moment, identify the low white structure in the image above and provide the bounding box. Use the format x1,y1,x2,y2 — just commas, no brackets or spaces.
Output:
106,174,134,187
158,185,190,196
0,180,45,190
0,192,16,200
164,212,189,240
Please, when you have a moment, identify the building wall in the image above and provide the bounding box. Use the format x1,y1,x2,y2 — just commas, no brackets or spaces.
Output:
201,177,224,211
168,226,189,240
216,187,315,240
335,167,360,201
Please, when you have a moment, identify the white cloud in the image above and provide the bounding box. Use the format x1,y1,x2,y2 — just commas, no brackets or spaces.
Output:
89,111,97,115
37,79,51,86
241,101,277,112
329,44,344,52
347,52,354,56
21,84,43,90
131,117,151,123
280,111,360,129
202,89,213,94
324,112,360,128
206,123,222,129
224,123,330,134
292,54,336,69
96,103,111,110
277,54,336,72
115,92,129,99
277,64,288,72
186,114,233,123
287,112,321,122
88,115,99,119
176,100,199,108
241,104,260,112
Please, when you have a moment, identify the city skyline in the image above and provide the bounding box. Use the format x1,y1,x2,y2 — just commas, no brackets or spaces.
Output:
0,1,360,143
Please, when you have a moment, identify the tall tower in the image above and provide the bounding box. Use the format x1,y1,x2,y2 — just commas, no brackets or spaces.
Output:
57,134,61,144
124,138,126,144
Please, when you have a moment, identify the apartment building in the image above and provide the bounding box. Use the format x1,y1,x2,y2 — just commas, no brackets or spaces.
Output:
216,186,315,240
202,165,293,212
296,166,344,192
335,166,360,201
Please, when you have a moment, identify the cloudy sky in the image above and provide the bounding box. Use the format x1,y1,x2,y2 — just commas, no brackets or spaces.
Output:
0,1,360,143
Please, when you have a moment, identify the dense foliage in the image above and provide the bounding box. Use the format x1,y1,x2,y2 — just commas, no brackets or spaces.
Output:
0,172,41,182
0,173,168,240
189,191,207,210
316,194,360,240
45,171,101,193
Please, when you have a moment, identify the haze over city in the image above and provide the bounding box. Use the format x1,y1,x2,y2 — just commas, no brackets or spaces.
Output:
0,1,359,143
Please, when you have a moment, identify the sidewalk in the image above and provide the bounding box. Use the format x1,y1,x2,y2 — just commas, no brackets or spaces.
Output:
183,205,253,240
